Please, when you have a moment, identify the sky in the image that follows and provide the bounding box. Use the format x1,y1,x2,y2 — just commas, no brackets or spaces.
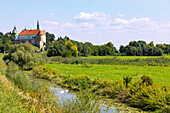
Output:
0,0,170,48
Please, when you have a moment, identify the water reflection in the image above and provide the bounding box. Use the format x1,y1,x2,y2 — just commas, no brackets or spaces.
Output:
50,86,120,113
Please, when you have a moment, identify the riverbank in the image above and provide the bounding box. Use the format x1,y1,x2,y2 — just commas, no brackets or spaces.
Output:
33,74,144,113
32,65,169,112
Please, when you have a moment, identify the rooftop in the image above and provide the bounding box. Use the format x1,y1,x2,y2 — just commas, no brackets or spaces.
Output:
18,29,45,36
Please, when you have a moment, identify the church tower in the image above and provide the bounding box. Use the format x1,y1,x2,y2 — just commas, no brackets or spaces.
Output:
37,20,40,29
13,26,18,40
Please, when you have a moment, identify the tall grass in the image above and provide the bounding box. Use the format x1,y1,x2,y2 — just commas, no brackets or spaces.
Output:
32,65,170,112
0,80,29,113
49,56,170,66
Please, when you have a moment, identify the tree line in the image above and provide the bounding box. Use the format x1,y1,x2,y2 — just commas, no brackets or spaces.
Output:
0,30,169,56
46,36,118,57
119,41,170,56
46,35,169,57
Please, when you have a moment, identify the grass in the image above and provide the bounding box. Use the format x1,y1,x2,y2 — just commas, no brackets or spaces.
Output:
44,63,170,86
0,54,6,73
0,75,29,113
82,55,170,60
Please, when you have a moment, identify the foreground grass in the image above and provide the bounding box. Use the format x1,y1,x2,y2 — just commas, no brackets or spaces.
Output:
0,75,29,113
44,63,170,86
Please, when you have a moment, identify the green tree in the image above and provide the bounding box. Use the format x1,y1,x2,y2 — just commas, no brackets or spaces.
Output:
129,41,139,47
126,46,137,56
3,42,43,70
148,41,154,47
82,45,91,57
46,32,55,43
137,40,146,47
119,45,125,53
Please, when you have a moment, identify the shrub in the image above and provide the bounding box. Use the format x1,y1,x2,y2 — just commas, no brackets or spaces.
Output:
61,50,72,57
128,83,169,111
6,62,38,92
33,65,60,80
63,74,92,90
123,76,132,88
141,75,153,86
160,106,170,113
3,43,43,70
117,90,129,103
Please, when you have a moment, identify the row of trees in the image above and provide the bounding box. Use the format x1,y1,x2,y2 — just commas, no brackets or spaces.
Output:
46,36,118,57
47,40,78,57
119,41,170,56
0,30,169,56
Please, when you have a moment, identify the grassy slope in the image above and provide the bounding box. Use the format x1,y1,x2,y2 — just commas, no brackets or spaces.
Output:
0,75,28,113
44,63,170,86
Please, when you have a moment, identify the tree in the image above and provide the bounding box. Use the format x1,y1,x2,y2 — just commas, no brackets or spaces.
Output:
129,41,139,47
84,42,93,47
71,45,78,56
82,45,91,57
47,43,66,57
136,47,143,56
153,47,163,56
46,32,55,43
126,46,137,56
148,41,154,47
142,46,149,56
156,44,166,53
64,40,73,49
3,43,43,70
0,32,3,36
105,42,114,48
137,40,146,47
119,45,125,53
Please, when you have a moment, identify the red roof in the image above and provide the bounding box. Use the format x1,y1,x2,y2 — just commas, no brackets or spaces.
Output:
18,29,45,36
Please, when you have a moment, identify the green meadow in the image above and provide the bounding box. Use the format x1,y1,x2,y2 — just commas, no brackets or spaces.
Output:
82,55,170,60
44,63,170,86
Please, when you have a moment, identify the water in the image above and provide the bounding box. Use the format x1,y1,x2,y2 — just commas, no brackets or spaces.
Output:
50,86,120,113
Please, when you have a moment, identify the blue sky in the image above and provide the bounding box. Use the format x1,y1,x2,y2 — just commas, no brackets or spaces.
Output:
0,0,170,48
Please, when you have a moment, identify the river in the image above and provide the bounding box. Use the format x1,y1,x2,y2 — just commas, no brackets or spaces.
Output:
50,86,120,113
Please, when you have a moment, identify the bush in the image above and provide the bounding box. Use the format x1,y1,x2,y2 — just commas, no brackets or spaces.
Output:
141,75,153,86
33,65,60,80
160,106,170,113
63,74,92,90
128,79,169,111
6,62,37,92
123,76,132,88
3,43,43,70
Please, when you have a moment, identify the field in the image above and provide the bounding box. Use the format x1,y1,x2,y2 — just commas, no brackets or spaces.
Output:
44,63,170,86
82,55,170,60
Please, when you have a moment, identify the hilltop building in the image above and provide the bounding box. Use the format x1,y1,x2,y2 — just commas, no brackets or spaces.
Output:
14,20,46,50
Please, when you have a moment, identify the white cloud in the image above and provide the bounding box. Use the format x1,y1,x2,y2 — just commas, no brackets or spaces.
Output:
49,13,54,16
129,17,150,23
74,12,110,21
43,12,170,48
114,18,129,24
62,22,76,27
80,23,94,29
43,21,59,26
117,14,125,17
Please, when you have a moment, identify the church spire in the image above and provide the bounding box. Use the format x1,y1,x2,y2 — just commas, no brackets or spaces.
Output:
37,20,40,29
